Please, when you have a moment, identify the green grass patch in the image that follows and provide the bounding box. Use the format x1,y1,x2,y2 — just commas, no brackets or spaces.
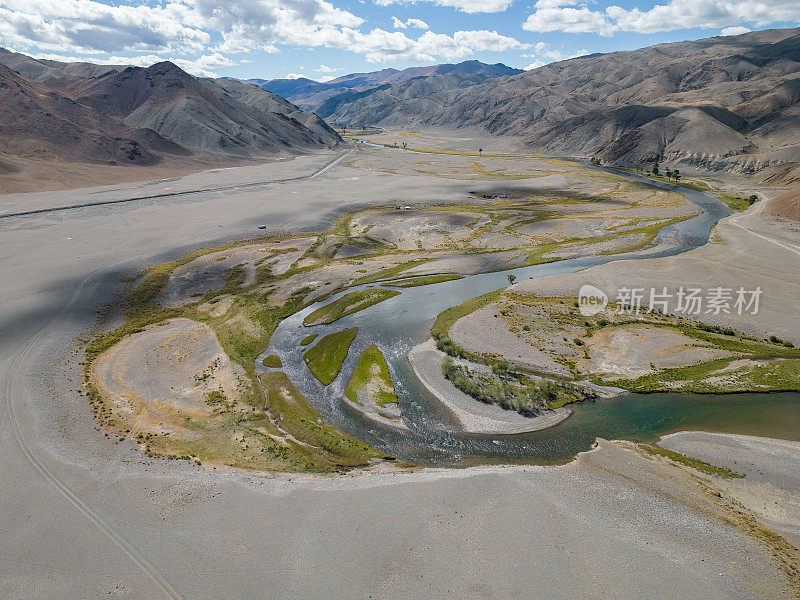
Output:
639,443,745,479
262,354,282,368
675,179,712,192
718,193,758,211
634,171,712,192
304,288,400,326
382,274,463,288
303,328,358,385
300,333,318,346
606,329,800,393
345,344,397,406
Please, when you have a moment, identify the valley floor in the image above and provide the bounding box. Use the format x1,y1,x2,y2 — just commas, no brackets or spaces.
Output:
1,132,799,598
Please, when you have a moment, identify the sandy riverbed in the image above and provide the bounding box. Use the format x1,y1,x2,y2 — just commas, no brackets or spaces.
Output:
659,431,800,548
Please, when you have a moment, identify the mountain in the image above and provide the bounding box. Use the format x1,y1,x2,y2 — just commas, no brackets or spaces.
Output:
0,52,341,167
58,62,341,156
206,77,339,144
770,186,800,221
322,28,800,173
250,77,331,104
0,63,181,166
316,73,496,123
0,48,126,81
254,60,523,110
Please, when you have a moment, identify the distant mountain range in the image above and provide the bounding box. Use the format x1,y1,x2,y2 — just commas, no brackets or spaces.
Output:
250,61,523,110
0,48,341,168
5,27,800,180
320,28,800,177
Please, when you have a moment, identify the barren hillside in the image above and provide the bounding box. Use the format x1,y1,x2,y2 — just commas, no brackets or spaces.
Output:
324,28,800,173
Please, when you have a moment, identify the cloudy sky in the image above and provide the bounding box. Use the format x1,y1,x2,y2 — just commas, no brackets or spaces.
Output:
1,0,798,80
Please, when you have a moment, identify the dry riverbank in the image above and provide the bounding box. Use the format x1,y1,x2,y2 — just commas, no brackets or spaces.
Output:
510,195,800,344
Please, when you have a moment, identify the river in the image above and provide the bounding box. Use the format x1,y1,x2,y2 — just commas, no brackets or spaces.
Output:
259,163,800,466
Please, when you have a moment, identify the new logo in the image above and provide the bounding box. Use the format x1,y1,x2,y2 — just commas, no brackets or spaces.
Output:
578,284,608,316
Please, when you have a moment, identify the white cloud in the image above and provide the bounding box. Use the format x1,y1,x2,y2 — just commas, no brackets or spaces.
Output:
720,25,751,35
403,30,528,62
172,52,237,76
523,1,616,36
315,64,343,72
392,16,429,29
0,0,529,74
528,41,587,61
194,0,364,53
524,0,800,37
378,0,512,15
285,72,306,79
407,17,430,29
0,0,209,54
23,50,234,77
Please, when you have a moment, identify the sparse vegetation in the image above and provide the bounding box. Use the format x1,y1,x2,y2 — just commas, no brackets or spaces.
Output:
718,193,759,211
345,344,397,406
482,294,800,393
431,289,503,338
442,357,582,414
639,443,745,479
354,259,431,284
259,371,388,469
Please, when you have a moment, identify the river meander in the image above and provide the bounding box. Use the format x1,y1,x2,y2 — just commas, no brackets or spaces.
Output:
260,167,800,466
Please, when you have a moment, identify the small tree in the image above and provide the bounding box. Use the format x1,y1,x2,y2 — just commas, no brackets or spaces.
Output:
507,274,517,285
673,168,680,182
478,148,483,156
665,168,672,180
652,160,660,176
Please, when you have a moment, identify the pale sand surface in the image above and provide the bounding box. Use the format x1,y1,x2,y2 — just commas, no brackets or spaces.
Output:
450,304,571,375
1,140,798,598
511,196,800,344
0,151,259,196
409,339,573,434
90,318,244,437
344,392,410,431
660,431,800,547
586,325,738,378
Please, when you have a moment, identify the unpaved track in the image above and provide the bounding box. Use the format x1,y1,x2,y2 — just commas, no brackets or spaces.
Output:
0,149,354,219
0,147,794,599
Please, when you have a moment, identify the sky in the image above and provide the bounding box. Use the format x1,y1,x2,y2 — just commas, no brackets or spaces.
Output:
1,0,799,81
